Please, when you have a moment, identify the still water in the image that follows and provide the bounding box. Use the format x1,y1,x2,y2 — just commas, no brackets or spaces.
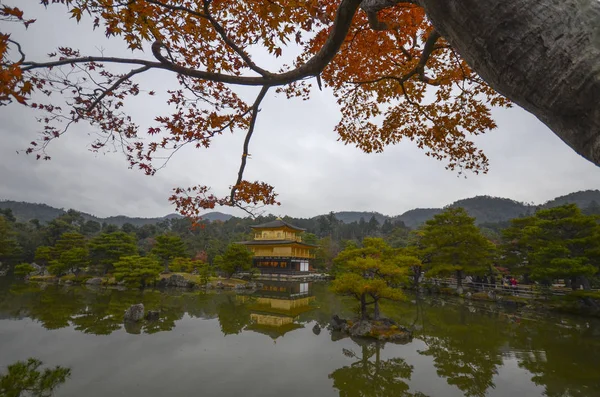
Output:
0,279,599,397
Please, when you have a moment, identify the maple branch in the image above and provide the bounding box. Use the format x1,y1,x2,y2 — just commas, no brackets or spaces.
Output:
201,0,271,77
85,65,150,113
230,85,269,205
360,0,415,30
416,30,441,83
21,0,364,88
349,30,441,86
7,39,25,64
142,0,205,19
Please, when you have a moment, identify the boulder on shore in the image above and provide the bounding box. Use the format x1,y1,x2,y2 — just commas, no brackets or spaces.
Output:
157,274,192,288
124,303,145,322
86,277,103,285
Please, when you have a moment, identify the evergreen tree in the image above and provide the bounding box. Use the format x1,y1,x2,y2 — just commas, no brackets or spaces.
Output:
0,216,20,266
42,232,89,276
213,244,253,278
89,231,138,274
114,255,162,288
332,238,412,320
151,233,187,272
419,208,495,287
502,204,600,289
0,358,71,397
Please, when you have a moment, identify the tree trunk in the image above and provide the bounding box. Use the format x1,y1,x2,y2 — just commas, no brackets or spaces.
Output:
412,266,420,289
360,293,368,320
570,275,578,290
456,269,463,288
373,298,380,320
418,0,600,165
581,275,591,290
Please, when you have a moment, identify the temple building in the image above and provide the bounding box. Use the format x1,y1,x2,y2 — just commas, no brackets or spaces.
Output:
239,219,317,274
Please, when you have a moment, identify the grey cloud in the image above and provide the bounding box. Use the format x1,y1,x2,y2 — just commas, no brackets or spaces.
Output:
1,1,599,219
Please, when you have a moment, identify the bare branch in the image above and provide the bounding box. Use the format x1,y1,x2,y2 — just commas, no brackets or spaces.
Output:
85,65,150,113
7,39,25,63
230,85,270,204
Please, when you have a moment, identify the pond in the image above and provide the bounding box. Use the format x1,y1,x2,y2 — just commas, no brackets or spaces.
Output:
0,279,599,397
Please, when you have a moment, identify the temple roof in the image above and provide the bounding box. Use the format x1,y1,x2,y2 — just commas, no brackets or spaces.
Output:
250,219,305,231
239,240,318,247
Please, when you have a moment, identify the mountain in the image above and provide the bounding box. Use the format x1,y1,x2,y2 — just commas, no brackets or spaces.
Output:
326,211,390,224
2,189,599,229
0,200,231,226
448,196,534,224
395,192,600,228
394,208,443,228
542,190,600,209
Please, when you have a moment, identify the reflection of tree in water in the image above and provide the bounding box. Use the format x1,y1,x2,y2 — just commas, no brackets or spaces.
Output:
216,295,251,335
510,318,600,397
3,282,600,397
329,339,428,397
0,358,70,397
0,284,205,335
416,302,505,397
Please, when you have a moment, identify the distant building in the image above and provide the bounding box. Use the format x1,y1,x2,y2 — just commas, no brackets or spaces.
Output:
239,218,317,274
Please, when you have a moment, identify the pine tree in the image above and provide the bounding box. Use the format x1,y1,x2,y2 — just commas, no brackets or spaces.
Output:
151,234,187,272
332,238,415,320
89,231,138,274
114,255,162,288
502,204,600,289
213,244,253,278
419,208,495,288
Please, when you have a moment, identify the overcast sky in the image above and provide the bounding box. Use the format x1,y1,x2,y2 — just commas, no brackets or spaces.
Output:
1,2,599,219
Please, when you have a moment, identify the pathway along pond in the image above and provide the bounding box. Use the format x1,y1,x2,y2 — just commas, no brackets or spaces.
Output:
1,279,599,397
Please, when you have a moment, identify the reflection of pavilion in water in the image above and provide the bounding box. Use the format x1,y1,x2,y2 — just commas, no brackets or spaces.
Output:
244,281,315,339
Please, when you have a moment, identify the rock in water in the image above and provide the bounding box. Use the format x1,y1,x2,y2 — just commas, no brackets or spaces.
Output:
312,324,321,335
124,303,145,322
487,290,497,301
330,315,349,332
86,277,103,285
465,292,472,299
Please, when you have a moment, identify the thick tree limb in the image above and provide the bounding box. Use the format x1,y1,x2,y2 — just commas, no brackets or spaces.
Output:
418,0,600,165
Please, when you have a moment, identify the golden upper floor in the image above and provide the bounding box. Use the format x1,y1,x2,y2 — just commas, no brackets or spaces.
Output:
251,219,305,242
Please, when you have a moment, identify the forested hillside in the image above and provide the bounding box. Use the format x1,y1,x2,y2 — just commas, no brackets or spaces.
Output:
542,190,600,209
2,189,600,231
0,201,232,227
394,208,443,228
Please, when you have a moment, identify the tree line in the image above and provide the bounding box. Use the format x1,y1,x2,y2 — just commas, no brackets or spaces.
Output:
331,204,600,320
1,203,600,292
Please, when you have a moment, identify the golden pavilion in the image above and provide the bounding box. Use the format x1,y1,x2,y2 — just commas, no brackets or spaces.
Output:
239,219,317,274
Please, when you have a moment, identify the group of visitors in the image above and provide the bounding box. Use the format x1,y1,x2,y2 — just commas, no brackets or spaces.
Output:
463,274,519,292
